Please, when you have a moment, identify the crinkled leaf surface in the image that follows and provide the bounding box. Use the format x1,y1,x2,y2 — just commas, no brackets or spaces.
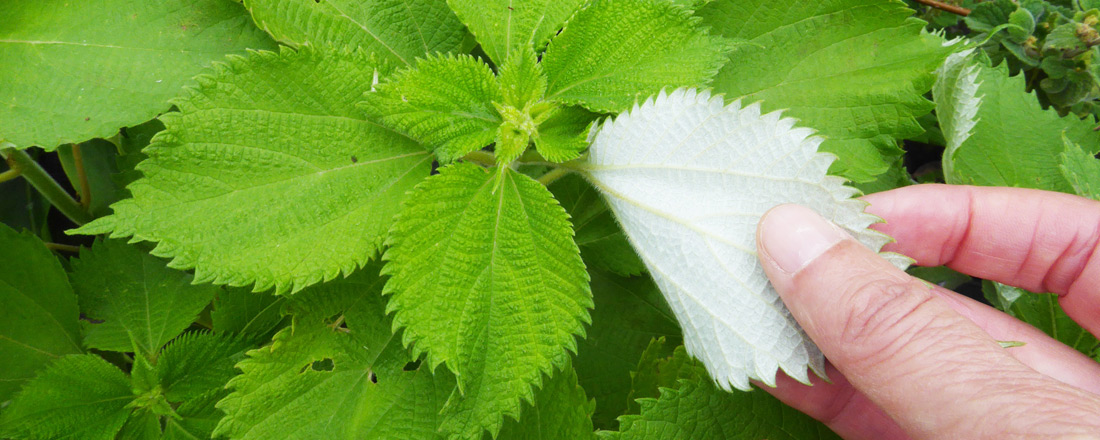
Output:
361,54,503,163
74,47,432,294
0,223,82,402
496,363,595,439
541,0,732,113
446,0,587,64
244,0,467,67
383,163,592,438
215,265,454,440
573,269,681,429
935,51,1100,191
580,89,907,391
551,174,646,276
1061,137,1100,200
0,354,133,440
0,0,275,149
603,345,841,440
536,107,600,164
698,0,951,183
69,239,218,355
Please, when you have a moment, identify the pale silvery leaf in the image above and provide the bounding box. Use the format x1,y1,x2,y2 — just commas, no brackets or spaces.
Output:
579,88,910,391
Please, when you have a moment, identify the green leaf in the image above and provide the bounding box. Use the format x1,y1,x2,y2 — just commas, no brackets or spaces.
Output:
498,46,549,109
580,89,910,391
73,46,433,294
542,0,732,113
535,107,599,163
0,223,82,402
361,53,503,163
0,0,275,150
211,287,286,340
550,174,645,276
165,389,229,440
699,0,951,182
57,139,125,217
936,51,1100,191
983,281,1100,359
1061,134,1100,199
605,347,841,440
574,270,682,429
156,332,252,403
627,338,706,408
243,0,468,67
496,363,595,439
214,265,456,440
383,163,592,438
69,239,218,355
446,0,587,64
0,354,134,440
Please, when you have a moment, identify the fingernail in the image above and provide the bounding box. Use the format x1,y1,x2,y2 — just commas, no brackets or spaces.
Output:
758,205,848,274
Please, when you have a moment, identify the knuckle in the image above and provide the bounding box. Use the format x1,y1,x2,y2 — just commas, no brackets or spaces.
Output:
836,276,939,367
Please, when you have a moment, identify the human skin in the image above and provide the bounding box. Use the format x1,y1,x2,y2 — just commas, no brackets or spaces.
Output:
754,185,1100,439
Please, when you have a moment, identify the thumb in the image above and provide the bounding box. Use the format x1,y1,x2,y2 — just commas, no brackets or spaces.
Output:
756,204,1100,439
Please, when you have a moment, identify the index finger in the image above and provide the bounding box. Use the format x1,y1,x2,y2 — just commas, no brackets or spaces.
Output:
862,184,1100,334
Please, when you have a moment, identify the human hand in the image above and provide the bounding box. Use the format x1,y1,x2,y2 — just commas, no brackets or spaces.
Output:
754,184,1100,439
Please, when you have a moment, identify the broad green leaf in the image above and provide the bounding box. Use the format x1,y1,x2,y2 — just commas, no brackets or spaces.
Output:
984,282,1100,359
0,223,82,402
604,346,841,440
0,354,134,440
383,163,592,438
73,46,433,294
498,47,549,109
214,266,455,440
165,389,229,440
361,54,503,163
155,332,252,403
211,287,286,340
244,0,467,67
446,0,587,65
580,89,909,391
699,0,951,183
574,269,682,429
117,409,161,440
0,0,275,150
1061,136,1100,200
496,364,595,439
542,0,732,113
935,51,1100,191
69,239,218,355
536,107,599,164
550,174,645,276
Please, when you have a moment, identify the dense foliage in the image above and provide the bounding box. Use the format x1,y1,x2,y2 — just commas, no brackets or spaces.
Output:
2,0,1099,438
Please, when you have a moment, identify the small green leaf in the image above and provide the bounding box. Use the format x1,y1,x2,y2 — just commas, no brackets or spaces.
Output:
499,47,549,109
244,0,468,67
542,0,733,113
446,0,587,64
0,223,82,402
699,0,952,182
0,354,134,440
361,53,503,163
936,51,1100,191
550,175,645,276
211,287,286,340
165,389,229,440
497,363,595,439
383,163,592,438
69,239,218,355
535,107,599,163
1060,135,1100,200
214,265,455,440
0,0,275,150
156,332,252,403
73,46,433,294
983,281,1100,359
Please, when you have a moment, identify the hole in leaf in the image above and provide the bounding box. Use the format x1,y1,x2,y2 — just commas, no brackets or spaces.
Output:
310,358,334,372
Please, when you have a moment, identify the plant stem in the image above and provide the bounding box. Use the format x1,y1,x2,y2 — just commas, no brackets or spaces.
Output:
913,0,970,16
462,150,497,167
70,144,92,210
1,145,94,225
45,243,82,253
537,167,571,186
0,168,20,183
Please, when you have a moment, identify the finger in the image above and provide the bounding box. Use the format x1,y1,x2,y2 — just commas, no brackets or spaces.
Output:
861,184,1100,334
756,204,1100,438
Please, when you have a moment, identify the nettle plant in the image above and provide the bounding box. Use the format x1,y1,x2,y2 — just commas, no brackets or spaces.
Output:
3,0,1100,439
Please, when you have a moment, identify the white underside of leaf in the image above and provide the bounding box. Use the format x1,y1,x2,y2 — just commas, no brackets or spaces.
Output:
934,48,982,179
581,89,910,391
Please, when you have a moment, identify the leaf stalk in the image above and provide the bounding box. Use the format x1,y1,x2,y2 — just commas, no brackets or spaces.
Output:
913,0,970,16
1,145,94,225
70,143,92,210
